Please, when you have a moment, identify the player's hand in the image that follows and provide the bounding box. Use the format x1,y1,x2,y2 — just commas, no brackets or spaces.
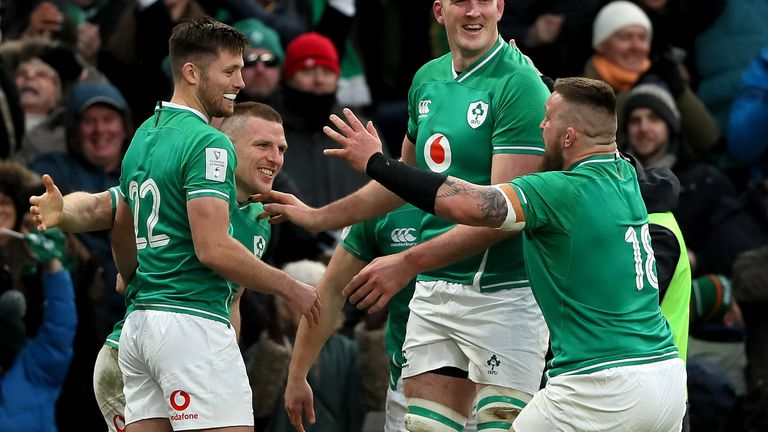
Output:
323,108,383,172
284,376,316,432
115,273,126,295
342,253,415,314
284,281,322,326
29,174,64,232
253,190,327,232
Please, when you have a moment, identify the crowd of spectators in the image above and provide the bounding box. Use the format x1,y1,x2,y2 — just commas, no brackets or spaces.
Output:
0,1,766,431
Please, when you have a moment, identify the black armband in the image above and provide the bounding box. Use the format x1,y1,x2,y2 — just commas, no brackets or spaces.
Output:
365,153,447,215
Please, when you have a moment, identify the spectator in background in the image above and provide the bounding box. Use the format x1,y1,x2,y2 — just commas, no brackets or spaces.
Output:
694,0,768,132
0,160,77,432
13,57,65,165
233,18,285,105
634,0,725,90
30,81,131,340
0,258,76,432
728,43,768,181
15,57,61,132
585,0,720,153
277,32,371,210
243,259,365,432
499,1,602,79
0,57,26,160
623,82,764,276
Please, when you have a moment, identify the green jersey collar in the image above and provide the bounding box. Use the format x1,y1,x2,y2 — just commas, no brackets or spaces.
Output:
568,152,619,171
157,101,209,124
452,35,505,83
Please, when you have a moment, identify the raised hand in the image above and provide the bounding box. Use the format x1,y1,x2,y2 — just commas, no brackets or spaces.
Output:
284,377,316,432
323,108,384,172
29,174,63,232
342,252,416,314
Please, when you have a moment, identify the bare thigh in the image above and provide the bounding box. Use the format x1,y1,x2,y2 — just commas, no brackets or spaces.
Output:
404,372,476,417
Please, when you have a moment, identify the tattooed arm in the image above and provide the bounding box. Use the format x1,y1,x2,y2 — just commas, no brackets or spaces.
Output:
434,177,513,229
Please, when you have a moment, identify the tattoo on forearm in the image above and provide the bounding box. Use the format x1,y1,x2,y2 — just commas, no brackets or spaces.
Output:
437,178,507,225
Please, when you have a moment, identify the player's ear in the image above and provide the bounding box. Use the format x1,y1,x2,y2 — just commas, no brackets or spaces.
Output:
564,127,576,147
182,62,197,85
433,0,445,25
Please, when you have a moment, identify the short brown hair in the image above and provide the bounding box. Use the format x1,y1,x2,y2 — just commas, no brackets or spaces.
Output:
169,17,249,81
219,102,282,134
554,77,616,117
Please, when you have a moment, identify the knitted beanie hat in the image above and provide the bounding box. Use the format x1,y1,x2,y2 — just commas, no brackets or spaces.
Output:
592,1,652,49
283,32,339,82
624,83,681,134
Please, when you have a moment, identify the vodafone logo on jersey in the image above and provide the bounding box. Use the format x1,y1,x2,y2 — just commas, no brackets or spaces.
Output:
424,133,452,173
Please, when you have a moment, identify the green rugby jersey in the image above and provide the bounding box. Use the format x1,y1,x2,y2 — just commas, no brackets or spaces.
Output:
340,204,422,389
407,36,549,290
119,102,238,325
105,200,272,347
508,153,678,378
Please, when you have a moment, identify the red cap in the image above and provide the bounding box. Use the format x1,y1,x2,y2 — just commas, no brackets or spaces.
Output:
283,32,340,81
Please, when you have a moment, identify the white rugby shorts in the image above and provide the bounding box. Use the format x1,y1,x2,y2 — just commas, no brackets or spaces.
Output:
401,281,549,396
119,309,253,430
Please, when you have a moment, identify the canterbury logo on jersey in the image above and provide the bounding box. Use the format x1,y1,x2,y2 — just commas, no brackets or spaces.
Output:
418,100,431,118
390,228,417,245
423,133,452,172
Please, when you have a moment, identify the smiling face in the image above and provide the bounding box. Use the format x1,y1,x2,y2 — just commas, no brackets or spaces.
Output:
79,104,126,172
434,0,504,67
597,25,650,72
196,49,245,118
230,117,287,196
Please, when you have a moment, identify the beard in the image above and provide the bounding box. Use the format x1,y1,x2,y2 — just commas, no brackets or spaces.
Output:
540,144,564,172
198,78,234,118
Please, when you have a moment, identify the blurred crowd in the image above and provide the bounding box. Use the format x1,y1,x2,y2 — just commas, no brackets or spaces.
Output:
0,0,767,431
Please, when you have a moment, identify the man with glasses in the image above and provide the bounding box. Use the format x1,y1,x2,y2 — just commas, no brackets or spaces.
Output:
233,19,285,104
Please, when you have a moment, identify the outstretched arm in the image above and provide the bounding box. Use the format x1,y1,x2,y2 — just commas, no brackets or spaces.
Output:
29,174,115,233
259,113,414,232
285,245,367,432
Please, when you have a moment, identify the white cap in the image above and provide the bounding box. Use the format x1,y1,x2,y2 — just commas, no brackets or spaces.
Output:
592,1,652,50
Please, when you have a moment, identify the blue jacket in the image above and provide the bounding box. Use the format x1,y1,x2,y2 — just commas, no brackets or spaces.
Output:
728,43,768,179
0,270,77,432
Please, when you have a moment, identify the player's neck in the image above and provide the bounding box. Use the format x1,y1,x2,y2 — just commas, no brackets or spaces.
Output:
564,144,618,169
235,186,249,204
170,88,210,122
451,37,498,73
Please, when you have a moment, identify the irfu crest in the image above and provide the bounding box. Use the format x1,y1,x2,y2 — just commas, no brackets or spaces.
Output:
467,101,488,129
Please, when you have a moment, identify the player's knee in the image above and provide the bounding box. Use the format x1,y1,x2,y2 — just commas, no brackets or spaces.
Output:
474,386,530,431
404,398,467,432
